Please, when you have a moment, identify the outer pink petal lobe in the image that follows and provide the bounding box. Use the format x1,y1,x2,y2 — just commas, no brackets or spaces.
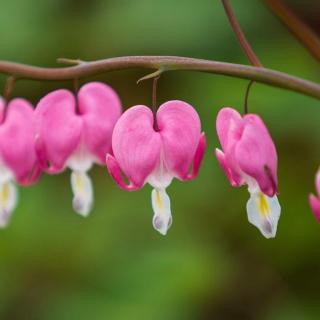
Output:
0,98,39,184
34,90,83,172
157,100,201,180
235,114,278,196
215,107,244,187
216,107,243,151
78,82,122,163
111,105,161,188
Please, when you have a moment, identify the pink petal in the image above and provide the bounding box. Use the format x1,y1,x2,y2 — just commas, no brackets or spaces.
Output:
157,100,202,180
309,194,320,223
78,82,122,163
34,89,82,173
111,105,161,189
0,98,39,184
235,114,278,197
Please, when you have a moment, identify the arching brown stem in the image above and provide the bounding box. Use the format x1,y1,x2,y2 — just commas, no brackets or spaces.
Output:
0,56,319,99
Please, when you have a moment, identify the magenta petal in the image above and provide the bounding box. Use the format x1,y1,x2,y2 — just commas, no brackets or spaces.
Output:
106,154,140,191
215,148,240,187
309,194,320,223
157,100,201,180
215,107,244,186
35,89,82,173
34,135,62,174
185,132,206,180
34,135,48,170
78,82,122,163
23,163,42,185
111,105,161,188
0,97,5,123
0,99,38,184
235,114,278,197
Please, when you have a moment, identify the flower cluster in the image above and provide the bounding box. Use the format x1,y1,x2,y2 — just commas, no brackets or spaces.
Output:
1,81,317,238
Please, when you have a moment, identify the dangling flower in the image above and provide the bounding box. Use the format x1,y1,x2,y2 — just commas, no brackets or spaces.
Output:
215,107,280,238
106,100,206,235
34,82,122,216
0,97,40,227
309,168,320,222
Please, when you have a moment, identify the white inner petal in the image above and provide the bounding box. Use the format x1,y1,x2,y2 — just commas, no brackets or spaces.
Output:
70,170,93,217
151,188,172,236
0,162,14,184
0,181,17,228
66,143,97,172
246,190,281,239
243,174,260,194
146,150,173,190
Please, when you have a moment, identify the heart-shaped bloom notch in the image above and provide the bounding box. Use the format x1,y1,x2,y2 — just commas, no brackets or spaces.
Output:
215,107,280,239
309,168,320,222
106,100,206,235
35,82,122,216
0,97,40,227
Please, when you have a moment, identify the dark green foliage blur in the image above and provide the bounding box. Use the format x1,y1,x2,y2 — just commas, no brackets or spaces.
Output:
1,0,320,319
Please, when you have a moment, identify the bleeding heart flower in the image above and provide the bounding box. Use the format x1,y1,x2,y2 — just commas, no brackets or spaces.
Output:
215,107,280,239
0,97,40,227
106,100,206,235
309,168,320,222
34,82,122,216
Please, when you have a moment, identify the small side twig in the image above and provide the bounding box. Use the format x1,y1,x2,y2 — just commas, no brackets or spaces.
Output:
137,68,164,84
57,58,85,65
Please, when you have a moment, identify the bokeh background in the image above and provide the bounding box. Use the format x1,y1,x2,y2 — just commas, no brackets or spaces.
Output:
1,0,320,319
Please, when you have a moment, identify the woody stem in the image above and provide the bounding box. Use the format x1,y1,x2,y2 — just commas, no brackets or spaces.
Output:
0,56,319,99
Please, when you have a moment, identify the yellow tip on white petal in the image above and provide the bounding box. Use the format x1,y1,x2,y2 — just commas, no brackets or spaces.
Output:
151,188,172,236
0,181,17,228
246,192,281,239
71,171,93,217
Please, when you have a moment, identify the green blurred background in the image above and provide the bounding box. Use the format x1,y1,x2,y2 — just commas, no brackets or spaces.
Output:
1,0,320,319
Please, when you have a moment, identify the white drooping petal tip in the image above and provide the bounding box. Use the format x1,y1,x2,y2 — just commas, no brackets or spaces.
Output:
0,181,17,228
0,211,10,228
246,191,281,239
151,188,172,236
70,171,93,217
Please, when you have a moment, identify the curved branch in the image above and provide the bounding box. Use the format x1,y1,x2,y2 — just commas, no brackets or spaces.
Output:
0,56,319,99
